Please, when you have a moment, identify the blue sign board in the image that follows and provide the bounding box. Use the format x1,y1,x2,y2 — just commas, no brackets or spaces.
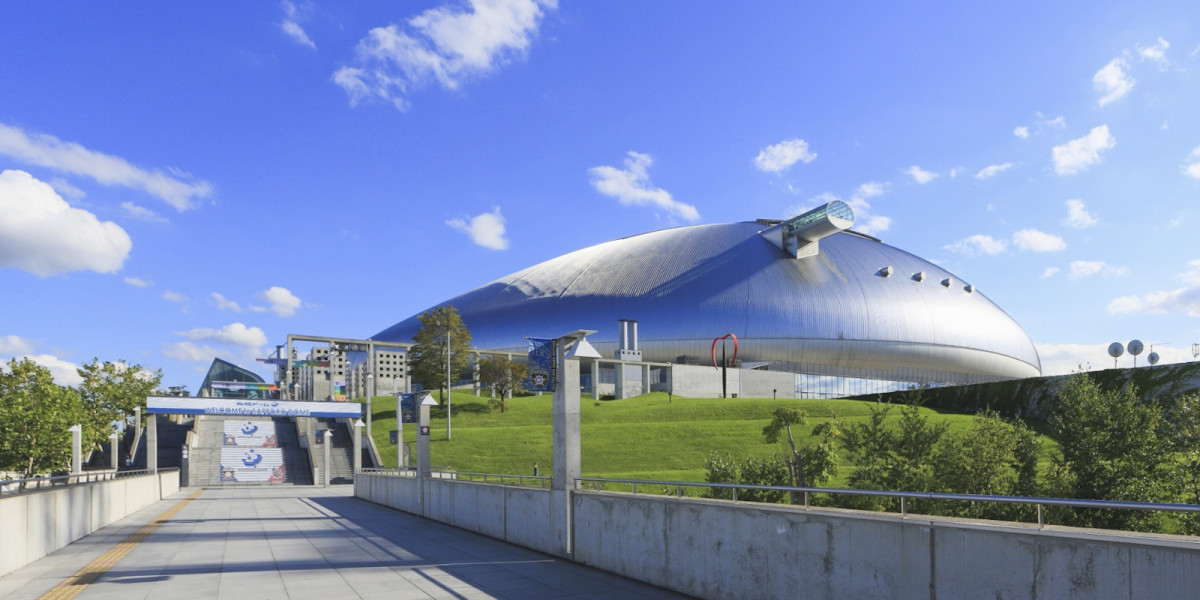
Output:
398,393,417,424
525,338,556,392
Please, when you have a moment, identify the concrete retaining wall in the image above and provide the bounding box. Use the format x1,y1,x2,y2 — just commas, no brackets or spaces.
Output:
356,473,1200,600
0,470,179,578
571,493,1200,600
355,474,556,555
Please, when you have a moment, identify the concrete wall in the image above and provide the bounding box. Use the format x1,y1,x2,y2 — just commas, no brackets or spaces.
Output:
356,473,1200,600
355,474,556,555
0,470,179,578
670,364,795,399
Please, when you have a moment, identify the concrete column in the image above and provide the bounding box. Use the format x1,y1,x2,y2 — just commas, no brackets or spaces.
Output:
642,364,650,395
615,360,625,400
353,419,363,474
551,338,582,558
322,429,332,487
147,416,158,473
473,352,481,396
286,337,294,399
417,396,433,480
69,424,82,476
110,432,119,471
592,359,601,400
366,372,375,438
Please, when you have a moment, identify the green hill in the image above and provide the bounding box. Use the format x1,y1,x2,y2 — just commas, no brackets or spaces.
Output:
360,391,1060,485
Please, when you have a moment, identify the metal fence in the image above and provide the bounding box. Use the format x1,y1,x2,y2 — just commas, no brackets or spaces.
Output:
575,477,1200,530
0,468,168,497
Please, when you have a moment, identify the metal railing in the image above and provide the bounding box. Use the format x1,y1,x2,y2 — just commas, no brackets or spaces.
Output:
574,477,1200,531
0,468,171,497
453,471,551,488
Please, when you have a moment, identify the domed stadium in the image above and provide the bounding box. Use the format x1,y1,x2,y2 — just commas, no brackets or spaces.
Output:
372,202,1041,395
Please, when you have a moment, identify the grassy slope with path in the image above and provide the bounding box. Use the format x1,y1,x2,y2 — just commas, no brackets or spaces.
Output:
360,391,1059,485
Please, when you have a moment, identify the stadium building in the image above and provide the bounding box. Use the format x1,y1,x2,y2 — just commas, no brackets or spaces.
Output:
372,202,1041,398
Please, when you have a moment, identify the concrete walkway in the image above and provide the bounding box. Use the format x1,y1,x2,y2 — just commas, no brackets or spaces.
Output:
0,487,692,600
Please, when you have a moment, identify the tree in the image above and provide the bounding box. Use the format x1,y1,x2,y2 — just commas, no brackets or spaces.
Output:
840,398,948,511
77,358,161,452
478,355,527,413
930,410,1041,520
761,408,841,489
1166,392,1200,534
1045,373,1171,531
0,358,85,481
408,306,472,404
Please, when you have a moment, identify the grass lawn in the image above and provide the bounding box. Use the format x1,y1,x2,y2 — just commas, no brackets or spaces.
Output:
357,390,1059,487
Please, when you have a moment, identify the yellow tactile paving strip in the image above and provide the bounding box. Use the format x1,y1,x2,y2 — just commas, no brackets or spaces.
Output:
37,488,204,600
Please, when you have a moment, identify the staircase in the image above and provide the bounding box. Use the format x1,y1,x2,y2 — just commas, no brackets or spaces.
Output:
313,418,356,485
126,416,193,470
185,416,311,486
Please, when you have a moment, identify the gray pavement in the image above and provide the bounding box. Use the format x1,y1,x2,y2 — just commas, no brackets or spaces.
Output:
0,486,692,600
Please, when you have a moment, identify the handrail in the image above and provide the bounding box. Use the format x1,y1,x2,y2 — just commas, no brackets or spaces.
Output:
574,476,1200,529
0,468,178,497
453,471,551,488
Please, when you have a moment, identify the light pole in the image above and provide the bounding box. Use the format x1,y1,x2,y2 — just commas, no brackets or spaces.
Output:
366,372,374,438
446,318,452,440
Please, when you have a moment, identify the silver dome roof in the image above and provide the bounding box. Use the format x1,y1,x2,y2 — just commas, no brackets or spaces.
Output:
373,221,1041,384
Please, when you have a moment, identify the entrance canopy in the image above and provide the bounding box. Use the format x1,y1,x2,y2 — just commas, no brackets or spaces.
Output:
146,396,361,418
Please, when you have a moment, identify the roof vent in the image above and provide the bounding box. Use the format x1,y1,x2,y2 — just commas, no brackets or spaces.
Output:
912,271,925,282
964,284,975,293
878,266,893,277
941,278,953,288
760,200,855,259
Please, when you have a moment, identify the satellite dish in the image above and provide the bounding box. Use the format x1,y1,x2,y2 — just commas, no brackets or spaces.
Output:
1148,352,1160,366
1128,340,1144,356
1194,343,1199,359
1108,342,1124,358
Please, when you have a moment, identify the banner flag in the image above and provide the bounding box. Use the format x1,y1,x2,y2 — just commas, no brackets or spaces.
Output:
525,338,556,392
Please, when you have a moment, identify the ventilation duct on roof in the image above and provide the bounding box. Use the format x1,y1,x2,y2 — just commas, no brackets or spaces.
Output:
760,200,855,259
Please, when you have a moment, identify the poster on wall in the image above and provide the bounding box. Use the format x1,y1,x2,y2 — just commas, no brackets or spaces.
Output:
222,420,278,447
525,338,556,392
219,448,287,482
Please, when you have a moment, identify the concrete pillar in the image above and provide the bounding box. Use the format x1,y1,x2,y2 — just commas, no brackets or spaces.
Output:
69,424,82,477
591,359,601,400
322,429,332,487
147,416,158,473
110,432,119,471
353,419,363,474
642,364,650,396
417,395,433,480
473,352,481,396
552,337,582,558
615,360,625,400
286,337,294,399
366,372,375,438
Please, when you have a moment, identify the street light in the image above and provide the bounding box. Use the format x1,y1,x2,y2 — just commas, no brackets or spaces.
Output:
446,318,452,440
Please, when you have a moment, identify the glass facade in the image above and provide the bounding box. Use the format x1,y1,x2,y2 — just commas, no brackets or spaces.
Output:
199,358,278,399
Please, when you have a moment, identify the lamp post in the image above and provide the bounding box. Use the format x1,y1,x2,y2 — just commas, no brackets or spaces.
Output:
366,372,374,438
446,320,452,440
666,362,672,404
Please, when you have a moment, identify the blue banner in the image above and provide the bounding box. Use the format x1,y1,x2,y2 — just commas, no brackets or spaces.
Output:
525,338,556,392
398,393,417,424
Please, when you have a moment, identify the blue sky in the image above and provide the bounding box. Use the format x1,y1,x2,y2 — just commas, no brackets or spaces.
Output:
2,1,1199,390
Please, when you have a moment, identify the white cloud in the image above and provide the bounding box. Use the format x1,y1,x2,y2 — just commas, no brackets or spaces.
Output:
24,354,83,386
124,277,152,288
280,1,316,49
754,138,816,173
49,178,85,200
589,151,699,222
1034,343,1111,376
1052,125,1116,175
258,286,302,317
162,341,222,363
447,206,509,250
121,201,168,223
906,166,937,184
1138,37,1170,69
211,292,243,312
1108,260,1200,317
1013,126,1030,139
1062,199,1098,229
0,169,131,277
175,322,267,348
333,0,557,111
975,163,1013,179
1183,146,1200,179
944,234,1008,256
1013,229,1066,252
1041,267,1060,279
1069,260,1129,280
0,334,34,356
1093,58,1135,106
162,290,188,303
0,123,212,210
